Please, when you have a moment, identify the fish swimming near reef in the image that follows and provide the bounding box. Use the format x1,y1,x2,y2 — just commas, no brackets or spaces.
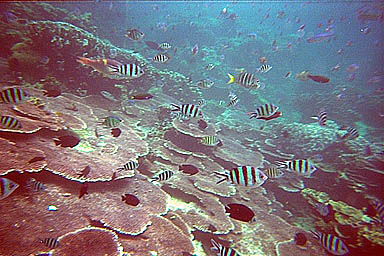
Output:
159,42,171,50
108,63,144,79
310,231,349,256
311,109,327,126
307,74,330,83
117,161,139,171
227,71,262,90
0,178,19,200
151,170,174,182
341,127,359,140
247,103,279,120
26,178,46,192
179,164,199,175
214,166,268,187
225,203,256,222
122,193,140,206
125,28,144,41
0,115,22,129
200,135,220,146
100,116,122,128
54,135,81,148
170,103,203,119
227,92,239,107
151,52,171,63
256,64,272,73
76,57,124,79
210,239,240,256
40,238,59,249
0,87,29,104
264,166,284,179
196,79,214,89
275,159,317,177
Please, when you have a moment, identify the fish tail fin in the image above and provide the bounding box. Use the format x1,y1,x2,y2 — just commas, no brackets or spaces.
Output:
247,111,257,119
170,103,180,112
310,230,321,240
210,239,220,251
227,73,235,84
213,171,228,184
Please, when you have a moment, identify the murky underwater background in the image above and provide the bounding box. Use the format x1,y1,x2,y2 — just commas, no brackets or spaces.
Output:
0,1,383,256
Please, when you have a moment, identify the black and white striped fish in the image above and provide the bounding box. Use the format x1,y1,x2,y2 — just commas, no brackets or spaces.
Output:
26,178,46,192
227,92,239,107
40,237,59,249
210,239,240,256
0,115,22,129
200,135,220,146
0,87,29,104
311,109,327,126
256,64,272,73
152,52,170,63
310,231,349,256
264,166,284,178
159,42,171,50
227,71,261,90
125,29,144,41
214,166,268,187
247,103,279,119
109,63,144,79
341,127,359,140
196,79,214,89
170,103,203,119
151,170,174,181
117,161,139,172
275,159,317,177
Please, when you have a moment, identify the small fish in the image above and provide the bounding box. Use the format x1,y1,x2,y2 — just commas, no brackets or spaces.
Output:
109,63,144,79
100,90,118,102
310,231,349,256
264,166,284,178
0,115,22,129
341,127,359,140
101,116,122,128
247,104,279,119
191,44,199,55
170,103,203,119
275,159,317,177
197,119,208,130
125,28,144,40
151,170,174,181
257,64,272,73
226,92,239,107
0,178,19,200
54,135,81,148
314,202,330,216
130,93,153,100
210,239,240,256
26,178,46,192
79,182,88,199
121,193,140,206
311,109,327,126
111,127,121,138
205,63,215,70
152,52,170,63
159,42,171,50
117,161,139,171
0,87,29,104
214,166,268,187
225,203,255,222
78,166,91,178
196,79,214,89
307,74,330,83
179,164,199,175
200,135,220,146
40,238,59,249
227,71,261,90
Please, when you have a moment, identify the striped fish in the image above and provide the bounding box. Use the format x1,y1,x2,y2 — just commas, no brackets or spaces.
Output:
227,71,261,89
196,79,214,89
0,87,29,104
40,237,59,249
264,166,284,178
257,64,272,73
214,166,268,187
125,29,144,41
170,103,203,119
311,109,327,126
247,104,279,119
159,42,171,50
26,178,46,192
117,161,139,171
275,159,317,177
210,239,240,256
227,92,239,107
0,115,22,129
341,127,359,140
152,52,170,63
109,63,144,79
200,135,220,146
311,231,349,256
151,170,174,181
0,178,19,200
101,116,122,128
